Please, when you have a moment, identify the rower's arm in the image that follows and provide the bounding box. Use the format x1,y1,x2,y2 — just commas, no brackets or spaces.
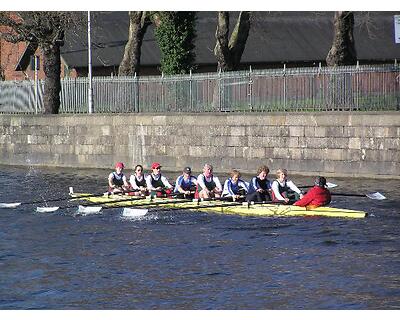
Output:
122,175,130,187
271,181,285,201
287,180,302,195
197,174,207,190
214,177,223,192
240,180,249,192
222,179,232,196
108,173,115,188
145,175,156,191
130,175,139,189
161,176,173,189
174,176,182,193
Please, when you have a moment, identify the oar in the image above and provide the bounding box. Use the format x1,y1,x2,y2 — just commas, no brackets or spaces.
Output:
121,199,289,218
122,201,245,218
78,191,232,209
298,182,338,189
35,204,78,213
35,187,143,213
0,190,111,209
78,195,235,215
36,194,147,213
78,196,196,213
168,190,196,198
0,186,114,209
34,204,104,214
331,191,386,200
69,187,143,198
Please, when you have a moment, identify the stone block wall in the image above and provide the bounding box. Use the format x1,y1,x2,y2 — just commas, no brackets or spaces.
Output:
0,112,399,178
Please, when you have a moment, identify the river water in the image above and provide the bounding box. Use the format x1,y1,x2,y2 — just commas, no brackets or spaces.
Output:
1,165,400,310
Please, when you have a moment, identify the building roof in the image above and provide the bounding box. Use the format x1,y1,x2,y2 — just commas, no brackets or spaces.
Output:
61,11,400,70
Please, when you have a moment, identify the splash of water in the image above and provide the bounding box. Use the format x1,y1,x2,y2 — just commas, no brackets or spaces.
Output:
25,159,39,176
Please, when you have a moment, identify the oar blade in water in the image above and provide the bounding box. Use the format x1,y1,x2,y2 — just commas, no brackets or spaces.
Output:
366,192,386,200
36,206,60,213
0,202,22,208
122,208,148,217
78,205,103,214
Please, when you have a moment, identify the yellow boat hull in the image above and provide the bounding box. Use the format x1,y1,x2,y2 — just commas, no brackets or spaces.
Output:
71,193,147,206
71,193,366,219
195,203,366,218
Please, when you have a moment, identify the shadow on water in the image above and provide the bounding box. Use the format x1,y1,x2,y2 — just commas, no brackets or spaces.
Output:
1,165,400,309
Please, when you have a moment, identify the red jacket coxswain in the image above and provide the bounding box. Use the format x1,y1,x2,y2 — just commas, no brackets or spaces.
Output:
294,176,331,209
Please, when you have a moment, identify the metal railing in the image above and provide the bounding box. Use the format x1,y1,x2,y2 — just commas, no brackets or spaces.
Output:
1,64,399,114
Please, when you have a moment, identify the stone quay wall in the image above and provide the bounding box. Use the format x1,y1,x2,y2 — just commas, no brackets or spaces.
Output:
0,112,399,179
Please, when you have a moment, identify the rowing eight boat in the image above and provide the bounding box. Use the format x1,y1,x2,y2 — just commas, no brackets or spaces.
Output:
70,192,366,219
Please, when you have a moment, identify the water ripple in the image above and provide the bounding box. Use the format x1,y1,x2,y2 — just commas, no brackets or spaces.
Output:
1,165,400,309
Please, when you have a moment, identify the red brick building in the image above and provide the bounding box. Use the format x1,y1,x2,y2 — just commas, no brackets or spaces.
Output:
0,35,72,81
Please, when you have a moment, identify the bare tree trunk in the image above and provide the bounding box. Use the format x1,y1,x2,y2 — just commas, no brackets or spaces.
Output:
42,43,61,114
214,12,231,71
214,11,251,72
118,11,151,76
326,12,357,110
326,11,357,66
229,11,251,70
213,12,251,110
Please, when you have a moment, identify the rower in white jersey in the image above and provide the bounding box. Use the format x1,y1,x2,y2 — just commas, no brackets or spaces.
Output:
129,164,148,196
108,162,130,193
271,168,304,203
195,163,222,199
145,162,174,197
174,166,197,199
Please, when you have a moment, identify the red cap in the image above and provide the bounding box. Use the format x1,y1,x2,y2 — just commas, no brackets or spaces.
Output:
151,162,162,169
115,162,125,169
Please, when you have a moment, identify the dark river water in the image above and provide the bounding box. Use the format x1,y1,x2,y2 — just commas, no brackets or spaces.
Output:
1,165,400,310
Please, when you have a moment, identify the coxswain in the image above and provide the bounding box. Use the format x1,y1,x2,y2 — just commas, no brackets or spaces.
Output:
174,167,197,199
246,165,272,203
195,163,223,199
294,176,331,209
145,162,174,197
270,168,303,203
222,169,249,201
108,162,130,194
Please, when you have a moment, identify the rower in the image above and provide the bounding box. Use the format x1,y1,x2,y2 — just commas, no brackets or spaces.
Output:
174,166,197,199
222,169,249,201
145,162,174,197
108,162,130,194
246,165,272,203
293,176,331,209
129,164,148,196
270,168,303,203
195,163,223,199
